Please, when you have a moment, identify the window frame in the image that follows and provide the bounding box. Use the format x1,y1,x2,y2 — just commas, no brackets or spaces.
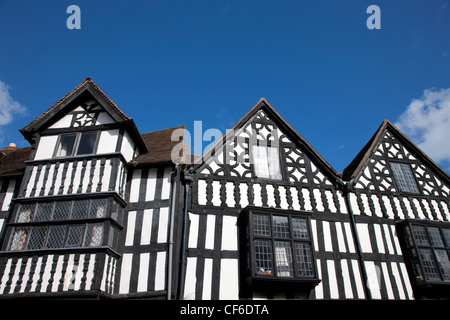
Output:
397,219,450,287
250,143,283,181
389,161,421,194
238,206,321,293
54,131,99,158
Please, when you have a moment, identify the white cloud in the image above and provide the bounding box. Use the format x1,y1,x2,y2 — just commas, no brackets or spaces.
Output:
0,80,26,126
395,88,450,170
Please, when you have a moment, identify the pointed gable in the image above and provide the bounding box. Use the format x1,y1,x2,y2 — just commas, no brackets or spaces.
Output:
194,98,339,186
344,120,450,198
20,77,147,154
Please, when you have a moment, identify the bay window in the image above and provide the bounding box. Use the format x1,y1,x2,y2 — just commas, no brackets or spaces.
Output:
398,220,450,289
5,197,122,252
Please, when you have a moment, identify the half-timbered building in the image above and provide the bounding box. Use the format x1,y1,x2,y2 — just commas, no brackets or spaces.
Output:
0,78,185,299
0,79,448,299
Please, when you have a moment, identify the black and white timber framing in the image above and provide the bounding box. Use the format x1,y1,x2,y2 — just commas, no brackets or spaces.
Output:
0,79,448,300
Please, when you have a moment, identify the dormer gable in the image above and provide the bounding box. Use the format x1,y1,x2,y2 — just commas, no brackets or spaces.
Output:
21,78,129,136
20,78,148,162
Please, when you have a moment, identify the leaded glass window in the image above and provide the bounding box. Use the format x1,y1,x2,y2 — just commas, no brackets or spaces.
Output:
8,223,106,251
14,198,108,223
390,162,420,193
7,198,122,251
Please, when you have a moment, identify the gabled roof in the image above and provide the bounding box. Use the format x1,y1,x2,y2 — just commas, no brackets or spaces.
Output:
192,98,340,181
20,77,148,153
342,119,450,184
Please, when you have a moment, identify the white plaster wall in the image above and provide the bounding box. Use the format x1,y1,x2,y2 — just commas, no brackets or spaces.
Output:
120,131,135,162
97,129,119,154
34,135,59,160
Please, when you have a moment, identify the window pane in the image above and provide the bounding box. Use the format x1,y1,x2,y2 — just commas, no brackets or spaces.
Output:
400,163,419,193
253,214,271,237
8,227,30,251
274,241,294,277
428,227,444,247
66,225,85,247
84,223,103,247
442,229,450,247
47,225,66,248
272,216,290,238
71,200,89,219
76,132,97,155
252,145,270,178
53,201,72,220
267,147,282,180
16,204,34,222
108,226,120,249
254,240,273,275
56,134,76,157
412,226,429,246
404,226,415,247
27,226,49,250
409,248,424,281
292,218,310,240
435,249,450,280
34,202,54,221
418,248,440,280
89,199,107,218
294,242,315,277
111,201,123,224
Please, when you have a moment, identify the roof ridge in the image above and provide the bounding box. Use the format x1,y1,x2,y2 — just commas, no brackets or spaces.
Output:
85,78,130,121
21,77,132,134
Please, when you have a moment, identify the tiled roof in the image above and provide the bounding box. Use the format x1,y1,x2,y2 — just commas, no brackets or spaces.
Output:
0,147,31,177
131,125,187,166
0,125,186,177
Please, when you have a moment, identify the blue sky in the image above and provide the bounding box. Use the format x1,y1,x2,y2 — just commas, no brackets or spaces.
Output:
0,0,449,173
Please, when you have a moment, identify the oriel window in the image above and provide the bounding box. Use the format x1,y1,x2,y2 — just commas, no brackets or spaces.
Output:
250,212,316,279
398,221,450,284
